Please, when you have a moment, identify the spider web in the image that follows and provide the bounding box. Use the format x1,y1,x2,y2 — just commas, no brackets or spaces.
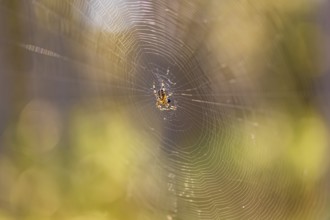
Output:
0,0,330,219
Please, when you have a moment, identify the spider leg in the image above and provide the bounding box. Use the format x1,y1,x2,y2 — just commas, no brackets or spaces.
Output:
153,83,158,98
170,106,177,110
161,81,165,92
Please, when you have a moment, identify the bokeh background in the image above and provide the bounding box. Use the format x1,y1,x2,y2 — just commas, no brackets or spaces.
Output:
0,0,330,219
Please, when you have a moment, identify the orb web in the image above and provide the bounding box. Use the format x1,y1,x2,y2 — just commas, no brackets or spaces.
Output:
1,0,329,219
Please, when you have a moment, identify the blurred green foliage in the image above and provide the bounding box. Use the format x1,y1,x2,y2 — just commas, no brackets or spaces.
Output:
0,0,329,219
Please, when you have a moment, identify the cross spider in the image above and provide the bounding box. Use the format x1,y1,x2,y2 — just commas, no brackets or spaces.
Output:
153,81,177,111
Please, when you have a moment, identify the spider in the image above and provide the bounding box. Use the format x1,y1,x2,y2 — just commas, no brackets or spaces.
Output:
153,81,177,111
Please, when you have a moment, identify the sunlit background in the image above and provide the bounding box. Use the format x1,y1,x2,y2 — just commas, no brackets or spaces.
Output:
0,0,330,219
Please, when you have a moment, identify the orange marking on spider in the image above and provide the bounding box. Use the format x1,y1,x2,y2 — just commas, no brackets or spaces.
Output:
153,81,177,111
